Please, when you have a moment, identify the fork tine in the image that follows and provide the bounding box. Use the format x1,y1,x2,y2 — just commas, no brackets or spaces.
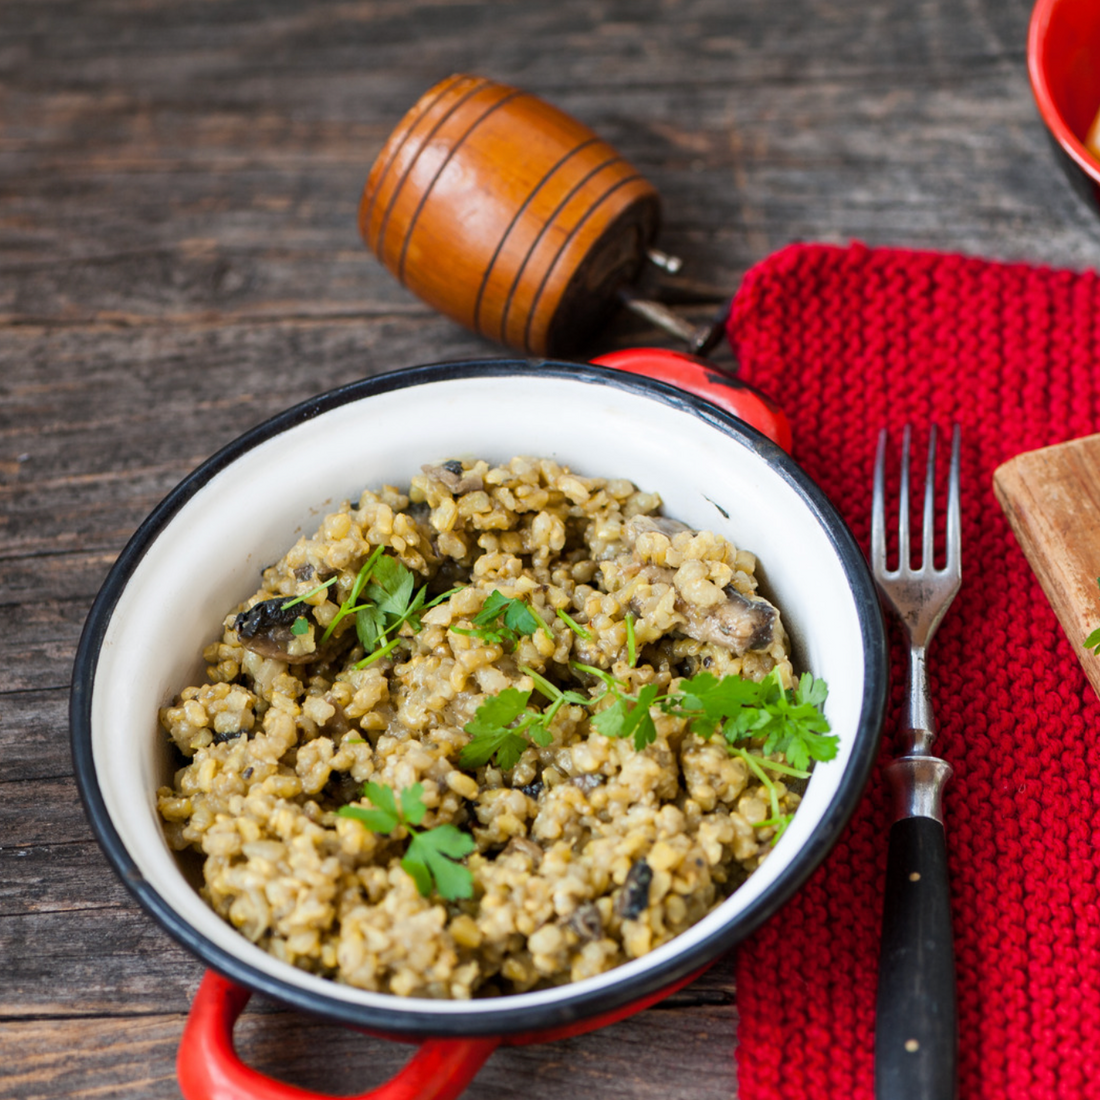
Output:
872,428,887,573
898,424,912,571
945,424,961,576
922,425,938,573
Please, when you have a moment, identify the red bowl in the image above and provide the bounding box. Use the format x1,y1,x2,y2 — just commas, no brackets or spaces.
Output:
1028,0,1100,212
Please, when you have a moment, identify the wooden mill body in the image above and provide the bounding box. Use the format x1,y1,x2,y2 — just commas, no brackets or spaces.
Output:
359,74,662,355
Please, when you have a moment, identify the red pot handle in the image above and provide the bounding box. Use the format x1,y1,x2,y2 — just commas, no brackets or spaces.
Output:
177,971,500,1100
590,347,793,453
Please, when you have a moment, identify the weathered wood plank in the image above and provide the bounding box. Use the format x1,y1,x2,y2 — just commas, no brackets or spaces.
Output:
0,975,736,1100
0,906,203,1016
0,690,71,784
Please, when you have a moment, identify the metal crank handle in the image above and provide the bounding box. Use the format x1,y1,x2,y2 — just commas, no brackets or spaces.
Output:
874,752,958,1100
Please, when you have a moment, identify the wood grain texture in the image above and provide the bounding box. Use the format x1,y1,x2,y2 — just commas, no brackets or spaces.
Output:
993,435,1100,703
4,0,1100,1095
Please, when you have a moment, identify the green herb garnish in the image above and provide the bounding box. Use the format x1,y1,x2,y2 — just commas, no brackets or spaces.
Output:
337,781,475,900
290,616,310,636
624,611,637,667
451,590,550,650
555,607,592,641
460,663,834,838
666,668,835,838
458,686,553,769
281,576,338,611
458,665,596,770
322,546,458,667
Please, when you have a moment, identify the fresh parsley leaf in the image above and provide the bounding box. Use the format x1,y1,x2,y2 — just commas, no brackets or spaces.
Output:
591,682,659,750
502,596,543,637
668,671,763,738
290,616,310,636
659,668,835,773
576,661,835,775
451,590,549,649
405,824,476,900
460,687,536,769
355,603,386,651
336,781,474,900
318,544,460,668
337,780,400,832
751,671,835,773
366,554,417,621
400,782,428,826
321,545,386,645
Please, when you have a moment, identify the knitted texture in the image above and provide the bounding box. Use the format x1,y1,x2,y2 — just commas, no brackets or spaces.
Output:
726,242,1100,1100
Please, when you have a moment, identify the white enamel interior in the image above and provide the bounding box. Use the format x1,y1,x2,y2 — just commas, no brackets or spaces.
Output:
88,370,871,1019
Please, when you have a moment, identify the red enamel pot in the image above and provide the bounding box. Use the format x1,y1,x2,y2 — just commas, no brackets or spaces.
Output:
72,357,885,1099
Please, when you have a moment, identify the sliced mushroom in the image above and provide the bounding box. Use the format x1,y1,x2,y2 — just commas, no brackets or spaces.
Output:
233,598,328,665
616,859,653,920
679,585,779,653
499,836,544,867
628,564,779,655
621,514,693,547
567,900,604,942
422,460,484,495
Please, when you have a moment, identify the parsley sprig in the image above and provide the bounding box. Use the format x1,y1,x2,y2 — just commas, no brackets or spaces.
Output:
459,666,589,770
323,546,459,667
460,663,835,838
662,670,835,772
336,781,476,900
451,590,551,649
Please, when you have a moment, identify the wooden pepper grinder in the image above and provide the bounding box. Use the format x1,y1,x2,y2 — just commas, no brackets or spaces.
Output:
359,74,792,450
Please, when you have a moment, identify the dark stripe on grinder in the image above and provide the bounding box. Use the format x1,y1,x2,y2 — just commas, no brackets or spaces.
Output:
362,74,468,252
374,77,490,266
522,174,644,352
395,88,526,286
497,155,624,346
472,136,601,339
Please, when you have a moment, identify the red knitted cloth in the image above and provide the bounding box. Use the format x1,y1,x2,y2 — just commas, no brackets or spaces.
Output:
726,242,1100,1100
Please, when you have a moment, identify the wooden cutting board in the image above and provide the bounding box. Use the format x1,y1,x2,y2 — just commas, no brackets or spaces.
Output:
994,434,1100,701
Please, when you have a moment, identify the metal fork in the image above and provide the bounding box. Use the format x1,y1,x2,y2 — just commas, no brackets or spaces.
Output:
871,425,961,1100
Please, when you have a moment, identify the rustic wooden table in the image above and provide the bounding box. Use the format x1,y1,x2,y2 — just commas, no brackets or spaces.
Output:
3,1,1097,1096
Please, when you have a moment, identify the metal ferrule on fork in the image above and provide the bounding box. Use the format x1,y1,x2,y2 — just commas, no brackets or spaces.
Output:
887,645,953,824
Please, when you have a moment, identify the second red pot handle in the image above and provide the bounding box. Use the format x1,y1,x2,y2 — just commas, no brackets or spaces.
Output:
590,347,793,453
177,971,500,1100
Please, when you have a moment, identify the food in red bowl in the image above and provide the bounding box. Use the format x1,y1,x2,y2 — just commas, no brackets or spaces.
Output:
1028,0,1100,214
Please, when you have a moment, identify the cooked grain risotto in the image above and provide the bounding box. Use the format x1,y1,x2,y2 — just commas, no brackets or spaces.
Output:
158,456,826,999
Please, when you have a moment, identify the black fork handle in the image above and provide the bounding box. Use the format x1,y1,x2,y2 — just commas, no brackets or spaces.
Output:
874,813,958,1100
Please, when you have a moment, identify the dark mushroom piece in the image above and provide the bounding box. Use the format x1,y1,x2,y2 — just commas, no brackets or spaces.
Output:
622,515,694,543
616,859,654,920
422,461,485,495
567,900,604,942
233,598,331,665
